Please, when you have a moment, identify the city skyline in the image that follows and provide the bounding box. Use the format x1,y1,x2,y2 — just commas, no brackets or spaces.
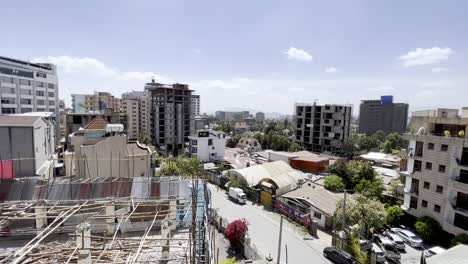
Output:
1,0,467,114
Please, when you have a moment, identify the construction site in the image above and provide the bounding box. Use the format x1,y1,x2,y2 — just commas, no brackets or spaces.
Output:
0,176,215,264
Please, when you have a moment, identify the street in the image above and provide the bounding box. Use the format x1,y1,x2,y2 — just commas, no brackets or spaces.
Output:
209,184,332,264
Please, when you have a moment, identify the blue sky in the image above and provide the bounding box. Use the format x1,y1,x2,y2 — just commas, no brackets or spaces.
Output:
1,0,467,115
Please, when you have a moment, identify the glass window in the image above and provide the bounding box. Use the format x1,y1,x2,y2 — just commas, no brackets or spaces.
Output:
436,185,443,193
20,89,32,95
48,83,54,89
37,99,45,105
423,182,430,189
422,200,428,208
21,108,32,113
48,92,55,97
0,67,14,75
48,100,55,106
414,160,422,172
0,76,14,84
426,162,432,170
20,98,32,105
1,87,15,94
441,144,448,152
1,98,15,104
410,196,418,209
37,108,45,112
434,204,441,213
36,91,44,96
36,72,47,78
1,107,16,114
17,70,33,78
314,211,322,219
36,81,45,87
439,165,446,173
428,143,434,150
208,139,213,146
19,79,31,86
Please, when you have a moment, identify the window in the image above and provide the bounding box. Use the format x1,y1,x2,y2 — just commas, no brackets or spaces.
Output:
208,139,213,146
37,100,45,105
426,162,432,170
423,181,430,189
36,72,47,78
36,91,44,96
19,79,31,86
441,144,448,152
414,160,422,172
37,108,45,112
48,92,55,97
410,196,418,209
191,139,197,146
314,211,322,219
1,98,15,104
436,185,443,193
36,81,45,87
422,200,428,208
191,147,197,153
428,143,435,150
0,76,14,84
47,83,54,89
21,108,32,113
48,100,55,106
17,70,33,78
20,98,32,105
439,165,446,173
20,89,32,95
1,87,15,94
1,107,16,114
0,67,14,75
434,204,441,213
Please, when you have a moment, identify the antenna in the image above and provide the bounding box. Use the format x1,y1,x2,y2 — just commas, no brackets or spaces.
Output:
313,98,319,106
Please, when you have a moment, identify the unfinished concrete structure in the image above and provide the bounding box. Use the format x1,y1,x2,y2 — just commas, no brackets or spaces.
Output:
121,91,150,141
0,177,214,264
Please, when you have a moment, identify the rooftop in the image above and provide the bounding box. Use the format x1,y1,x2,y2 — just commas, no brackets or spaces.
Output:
0,115,42,127
84,116,109,130
427,244,468,264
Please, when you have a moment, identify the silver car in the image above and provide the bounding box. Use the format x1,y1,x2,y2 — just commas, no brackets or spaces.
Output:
391,227,423,248
386,232,406,250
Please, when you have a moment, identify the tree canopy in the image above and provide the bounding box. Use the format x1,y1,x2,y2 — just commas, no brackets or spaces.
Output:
324,174,345,192
386,206,404,226
415,216,442,243
157,157,202,177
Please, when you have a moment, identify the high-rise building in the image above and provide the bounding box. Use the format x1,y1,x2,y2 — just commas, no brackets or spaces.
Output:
294,103,352,154
215,110,250,121
71,91,121,113
0,56,59,133
146,80,194,155
121,91,150,141
191,94,200,116
401,108,468,235
256,112,265,122
358,95,409,135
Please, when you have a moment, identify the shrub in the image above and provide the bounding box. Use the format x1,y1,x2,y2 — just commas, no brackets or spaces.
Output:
220,258,236,264
451,233,468,247
415,216,441,242
386,206,404,226
225,219,249,247
324,174,345,192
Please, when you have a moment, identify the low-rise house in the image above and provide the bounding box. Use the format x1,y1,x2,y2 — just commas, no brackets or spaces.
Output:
188,130,226,162
0,115,55,178
259,150,332,173
277,181,347,229
237,137,261,153
359,152,401,168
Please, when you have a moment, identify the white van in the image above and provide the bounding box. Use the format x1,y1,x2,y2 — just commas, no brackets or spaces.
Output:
372,243,386,263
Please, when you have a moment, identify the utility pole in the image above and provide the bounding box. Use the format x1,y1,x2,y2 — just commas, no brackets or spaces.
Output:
276,216,284,264
285,244,288,264
342,190,347,249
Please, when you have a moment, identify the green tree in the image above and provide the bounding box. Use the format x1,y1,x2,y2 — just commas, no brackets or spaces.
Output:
157,157,202,177
138,131,150,144
226,135,241,148
324,175,345,192
355,178,385,199
372,130,387,143
381,140,393,154
335,194,387,233
415,216,442,243
358,136,380,152
348,229,368,264
386,206,404,226
388,180,403,200
386,133,406,150
326,160,353,187
288,142,303,152
451,233,468,247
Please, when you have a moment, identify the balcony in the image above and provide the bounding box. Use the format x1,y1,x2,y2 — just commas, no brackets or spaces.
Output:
404,187,419,196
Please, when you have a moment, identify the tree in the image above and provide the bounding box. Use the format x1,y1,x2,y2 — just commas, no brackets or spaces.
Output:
386,206,404,226
355,178,385,199
335,194,387,233
324,175,345,192
451,233,468,247
386,133,406,150
415,216,442,243
372,130,387,144
220,258,236,264
382,140,393,154
225,219,249,247
226,135,241,148
157,157,202,177
288,142,303,152
138,131,150,144
326,160,353,187
348,229,368,264
388,180,403,200
358,136,380,152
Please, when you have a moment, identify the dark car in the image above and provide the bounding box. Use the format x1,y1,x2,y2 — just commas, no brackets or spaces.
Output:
323,247,357,264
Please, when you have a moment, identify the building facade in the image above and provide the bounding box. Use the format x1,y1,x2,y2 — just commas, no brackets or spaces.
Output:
215,110,250,121
146,80,194,155
256,112,265,122
401,108,468,235
121,91,149,141
71,91,121,113
358,95,409,135
0,115,55,178
191,94,200,116
188,130,226,162
0,56,59,132
294,103,352,154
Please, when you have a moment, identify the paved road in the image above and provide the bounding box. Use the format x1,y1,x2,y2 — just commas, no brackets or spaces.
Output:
209,184,331,264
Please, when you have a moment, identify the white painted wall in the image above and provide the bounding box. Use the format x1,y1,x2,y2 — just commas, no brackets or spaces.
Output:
189,130,226,162
33,118,55,175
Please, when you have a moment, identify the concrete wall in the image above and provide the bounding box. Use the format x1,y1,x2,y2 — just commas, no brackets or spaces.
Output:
33,118,55,175
0,127,34,177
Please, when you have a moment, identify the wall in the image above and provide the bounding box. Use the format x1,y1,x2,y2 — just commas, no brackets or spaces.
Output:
33,118,54,175
0,127,35,177
290,159,328,173
129,154,153,177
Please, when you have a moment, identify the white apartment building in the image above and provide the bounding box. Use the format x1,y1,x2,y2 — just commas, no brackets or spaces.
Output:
402,108,468,235
188,130,226,162
0,56,59,133
121,91,149,141
191,94,200,116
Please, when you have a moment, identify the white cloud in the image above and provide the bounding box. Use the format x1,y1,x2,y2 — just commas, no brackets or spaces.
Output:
193,49,201,54
419,80,453,89
398,47,454,67
431,67,449,73
325,67,338,73
368,85,395,92
284,47,313,61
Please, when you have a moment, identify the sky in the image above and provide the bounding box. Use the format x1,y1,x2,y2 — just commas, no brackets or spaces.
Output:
1,0,467,115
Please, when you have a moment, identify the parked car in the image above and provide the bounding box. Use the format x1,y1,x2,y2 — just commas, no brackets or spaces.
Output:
360,239,373,251
371,243,386,263
424,246,446,258
380,241,402,261
323,247,357,264
374,234,396,249
385,232,406,250
390,227,423,248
